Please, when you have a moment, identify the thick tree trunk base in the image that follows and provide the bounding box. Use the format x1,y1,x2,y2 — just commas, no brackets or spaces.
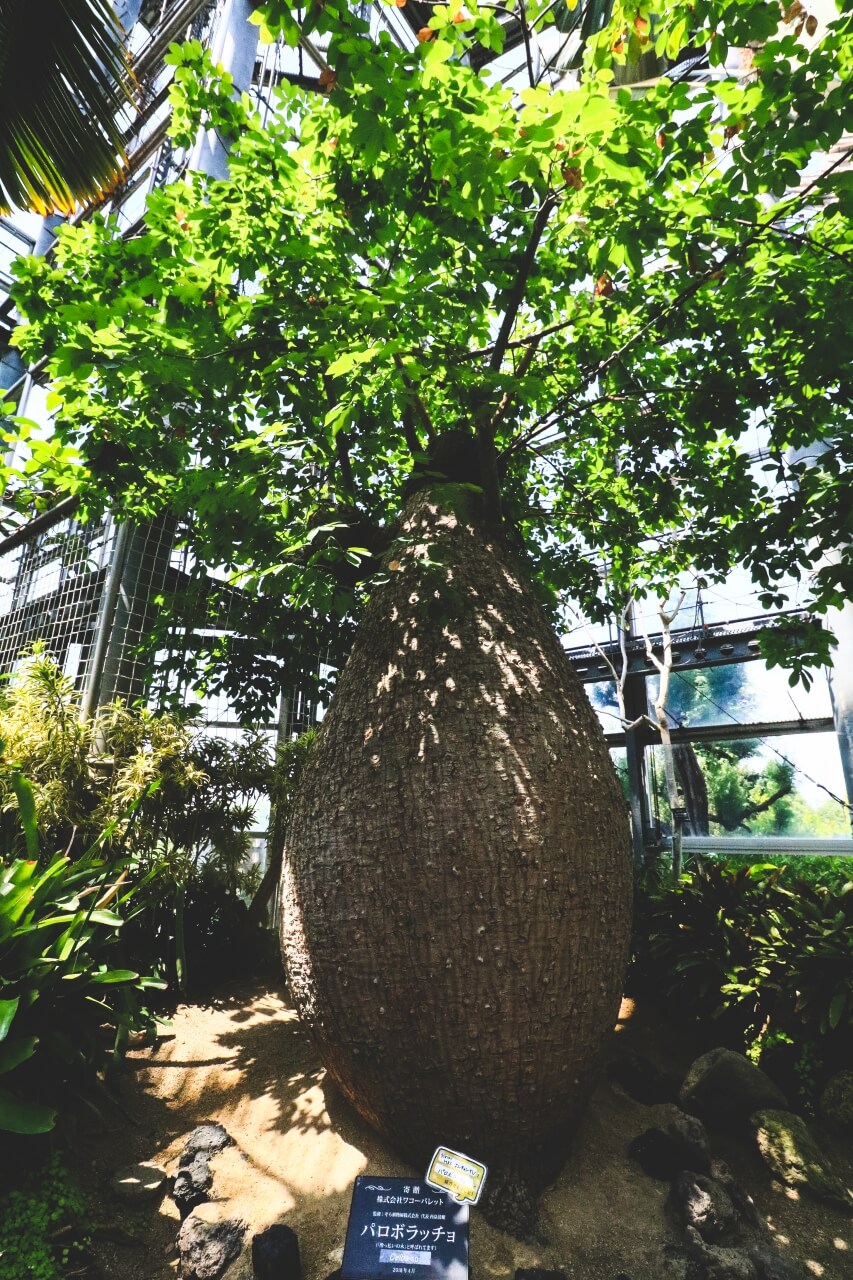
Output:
479,1166,540,1239
280,486,632,1208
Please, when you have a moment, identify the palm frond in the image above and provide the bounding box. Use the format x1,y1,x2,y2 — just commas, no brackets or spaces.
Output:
0,0,135,215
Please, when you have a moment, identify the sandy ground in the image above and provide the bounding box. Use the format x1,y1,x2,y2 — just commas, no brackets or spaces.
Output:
73,977,853,1280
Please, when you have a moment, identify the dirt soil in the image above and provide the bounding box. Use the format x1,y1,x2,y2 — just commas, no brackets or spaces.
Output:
73,977,852,1280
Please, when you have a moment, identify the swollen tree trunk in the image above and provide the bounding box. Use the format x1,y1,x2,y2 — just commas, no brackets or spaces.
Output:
280,486,632,1232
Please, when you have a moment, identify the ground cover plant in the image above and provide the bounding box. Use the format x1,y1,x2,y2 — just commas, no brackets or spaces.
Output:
4,0,852,1228
0,685,304,1142
0,1153,92,1280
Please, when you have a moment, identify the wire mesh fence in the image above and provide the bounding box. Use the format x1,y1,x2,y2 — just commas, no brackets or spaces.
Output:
0,512,112,694
0,505,325,904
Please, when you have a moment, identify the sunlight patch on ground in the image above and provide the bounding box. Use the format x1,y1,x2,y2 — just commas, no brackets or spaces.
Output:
615,996,636,1031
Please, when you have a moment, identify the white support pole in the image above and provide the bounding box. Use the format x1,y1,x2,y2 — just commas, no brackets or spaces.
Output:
189,0,259,179
826,600,853,832
788,442,853,829
80,520,131,720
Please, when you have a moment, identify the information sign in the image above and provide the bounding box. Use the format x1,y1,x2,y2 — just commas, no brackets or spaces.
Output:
425,1148,487,1206
341,1175,469,1280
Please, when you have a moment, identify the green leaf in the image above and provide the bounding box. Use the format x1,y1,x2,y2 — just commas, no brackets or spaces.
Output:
88,909,125,928
828,991,846,1031
87,969,139,985
9,770,39,858
0,998,19,1042
325,346,381,378
0,1087,56,1134
0,1035,38,1076
0,0,134,215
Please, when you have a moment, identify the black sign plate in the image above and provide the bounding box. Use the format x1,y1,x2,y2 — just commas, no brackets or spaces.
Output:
341,1175,469,1280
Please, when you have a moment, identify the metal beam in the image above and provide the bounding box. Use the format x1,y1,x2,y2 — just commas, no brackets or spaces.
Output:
566,610,813,683
604,716,835,749
133,0,212,82
683,835,853,856
0,496,80,556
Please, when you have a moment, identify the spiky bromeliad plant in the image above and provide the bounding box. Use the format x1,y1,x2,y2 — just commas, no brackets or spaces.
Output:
7,0,853,1228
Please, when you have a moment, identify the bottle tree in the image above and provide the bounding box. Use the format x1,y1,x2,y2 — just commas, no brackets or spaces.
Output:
7,0,852,1230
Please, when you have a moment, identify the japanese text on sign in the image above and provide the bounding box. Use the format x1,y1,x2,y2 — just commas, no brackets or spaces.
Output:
341,1176,469,1280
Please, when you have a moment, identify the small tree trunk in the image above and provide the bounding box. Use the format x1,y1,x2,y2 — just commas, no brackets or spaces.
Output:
641,597,686,878
674,744,709,836
247,850,280,927
175,883,187,995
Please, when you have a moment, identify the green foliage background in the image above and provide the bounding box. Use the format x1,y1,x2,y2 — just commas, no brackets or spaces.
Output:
4,0,851,707
632,857,853,1106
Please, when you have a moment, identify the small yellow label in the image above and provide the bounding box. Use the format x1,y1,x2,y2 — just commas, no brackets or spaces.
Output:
425,1146,488,1205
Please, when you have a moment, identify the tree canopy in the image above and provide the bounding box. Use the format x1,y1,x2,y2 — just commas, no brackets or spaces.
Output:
6,0,853,705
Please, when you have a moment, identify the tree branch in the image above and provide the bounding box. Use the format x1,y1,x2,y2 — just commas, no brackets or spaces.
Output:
489,196,556,375
393,353,436,447
487,333,542,434
517,0,537,90
638,592,688,875
565,598,656,734
336,429,356,497
744,782,793,823
501,144,853,454
401,405,421,457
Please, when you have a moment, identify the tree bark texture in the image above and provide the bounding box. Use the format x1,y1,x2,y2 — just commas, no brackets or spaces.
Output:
280,487,632,1212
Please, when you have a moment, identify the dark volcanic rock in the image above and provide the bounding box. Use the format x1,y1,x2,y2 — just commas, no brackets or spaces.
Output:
679,1049,787,1127
516,1271,566,1280
253,1224,301,1280
709,1161,761,1230
818,1070,853,1133
482,1172,537,1238
684,1227,759,1280
172,1152,213,1218
670,1172,739,1242
684,1232,811,1280
180,1122,233,1166
747,1239,810,1280
177,1212,245,1280
661,1106,712,1173
629,1111,710,1181
607,1051,681,1105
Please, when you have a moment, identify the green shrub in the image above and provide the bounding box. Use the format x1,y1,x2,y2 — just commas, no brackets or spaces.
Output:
631,858,853,1103
0,646,205,860
0,776,160,1136
118,729,273,993
0,1154,90,1280
1,650,276,994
